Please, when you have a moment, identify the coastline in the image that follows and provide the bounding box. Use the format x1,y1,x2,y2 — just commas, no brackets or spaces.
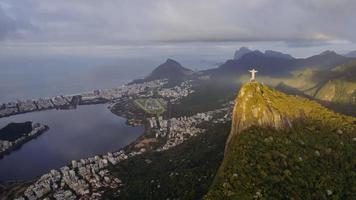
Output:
0,79,197,199
0,79,167,119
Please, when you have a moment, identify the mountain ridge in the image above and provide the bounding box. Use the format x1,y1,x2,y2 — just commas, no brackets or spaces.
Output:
264,50,294,60
282,60,356,105
233,47,294,60
205,50,354,78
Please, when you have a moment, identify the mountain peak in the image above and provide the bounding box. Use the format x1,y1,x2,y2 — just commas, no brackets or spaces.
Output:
146,59,193,82
164,58,180,65
229,82,296,138
228,83,317,149
234,47,252,60
226,81,356,152
246,50,264,56
319,50,337,56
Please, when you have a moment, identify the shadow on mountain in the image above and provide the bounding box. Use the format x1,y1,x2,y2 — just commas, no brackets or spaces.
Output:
171,79,239,117
319,101,356,117
276,82,356,117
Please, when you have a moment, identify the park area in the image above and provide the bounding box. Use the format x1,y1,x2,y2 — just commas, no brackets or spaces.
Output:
133,98,167,115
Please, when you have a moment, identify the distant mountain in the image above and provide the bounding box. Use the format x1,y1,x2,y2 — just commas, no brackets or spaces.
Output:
234,47,294,60
207,50,296,77
283,60,356,105
237,50,293,76
264,50,294,60
345,50,356,58
205,82,356,199
296,51,350,69
233,47,252,60
205,50,354,78
148,59,193,80
137,59,193,84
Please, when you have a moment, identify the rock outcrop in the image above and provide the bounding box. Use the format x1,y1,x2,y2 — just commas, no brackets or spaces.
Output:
226,81,356,152
226,82,304,150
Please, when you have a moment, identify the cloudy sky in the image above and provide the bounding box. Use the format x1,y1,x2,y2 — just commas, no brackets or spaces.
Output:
1,0,356,58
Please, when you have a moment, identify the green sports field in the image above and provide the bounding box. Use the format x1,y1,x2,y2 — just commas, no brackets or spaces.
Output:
133,98,166,115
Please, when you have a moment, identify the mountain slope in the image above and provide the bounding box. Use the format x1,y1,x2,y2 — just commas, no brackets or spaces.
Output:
295,51,351,70
283,60,356,105
345,50,356,58
205,82,356,199
264,50,294,60
145,59,194,82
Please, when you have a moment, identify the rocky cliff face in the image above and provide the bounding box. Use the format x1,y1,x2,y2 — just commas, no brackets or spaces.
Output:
230,82,291,134
227,81,356,151
227,81,322,151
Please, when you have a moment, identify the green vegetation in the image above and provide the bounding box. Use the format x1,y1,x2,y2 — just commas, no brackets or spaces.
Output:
133,98,166,115
206,82,356,200
315,79,356,104
105,122,230,200
205,124,356,200
171,80,237,117
0,122,32,141
108,82,356,200
276,82,356,116
283,60,356,106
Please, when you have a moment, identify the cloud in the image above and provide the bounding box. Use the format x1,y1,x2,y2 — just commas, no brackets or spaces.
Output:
1,0,356,47
0,4,36,40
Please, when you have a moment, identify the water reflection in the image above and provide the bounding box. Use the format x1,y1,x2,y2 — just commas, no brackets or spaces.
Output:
0,104,143,181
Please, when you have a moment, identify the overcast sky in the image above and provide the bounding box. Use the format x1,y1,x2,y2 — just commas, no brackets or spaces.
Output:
1,0,356,58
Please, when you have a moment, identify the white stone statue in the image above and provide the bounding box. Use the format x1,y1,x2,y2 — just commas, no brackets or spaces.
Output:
248,69,258,82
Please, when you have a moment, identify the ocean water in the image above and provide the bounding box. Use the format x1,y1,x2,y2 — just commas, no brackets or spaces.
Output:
0,57,161,103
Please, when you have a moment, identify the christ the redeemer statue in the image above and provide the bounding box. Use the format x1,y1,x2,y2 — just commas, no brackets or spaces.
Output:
249,69,258,82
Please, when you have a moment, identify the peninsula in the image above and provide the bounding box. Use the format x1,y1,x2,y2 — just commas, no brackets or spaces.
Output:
0,122,48,158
